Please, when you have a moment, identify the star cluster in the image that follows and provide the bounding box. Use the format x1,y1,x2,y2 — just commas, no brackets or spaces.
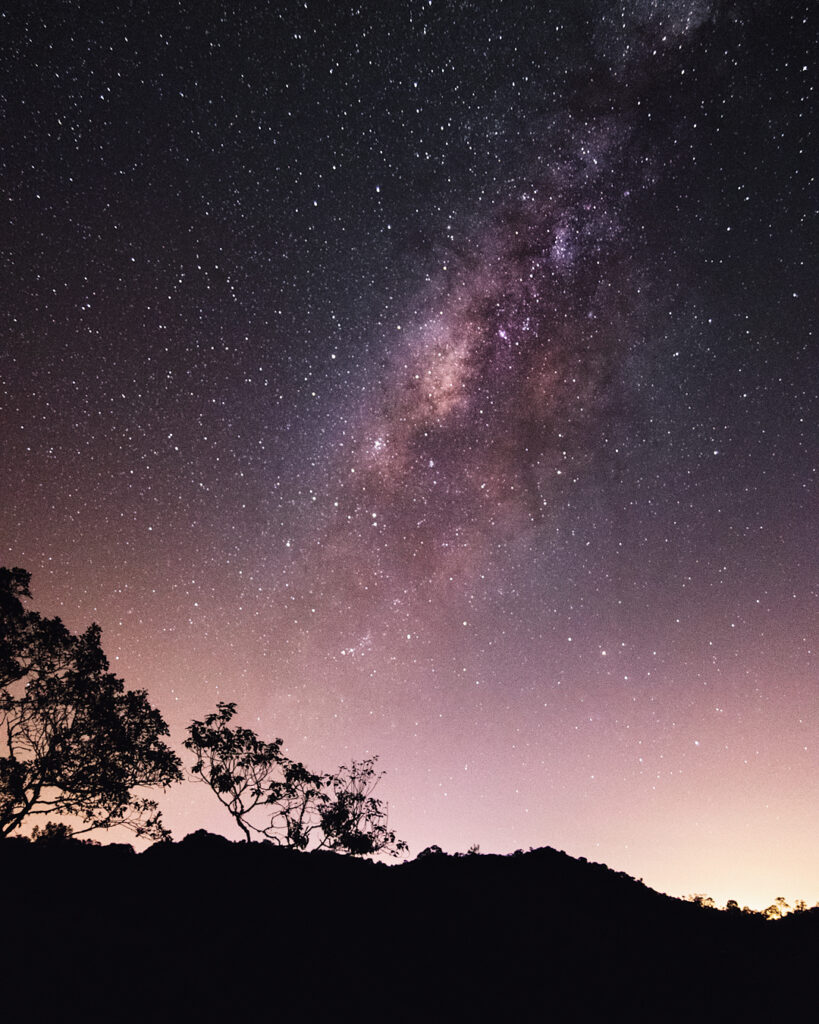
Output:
0,1,815,909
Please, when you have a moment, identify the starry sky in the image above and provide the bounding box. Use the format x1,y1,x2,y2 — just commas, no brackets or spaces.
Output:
1,0,815,909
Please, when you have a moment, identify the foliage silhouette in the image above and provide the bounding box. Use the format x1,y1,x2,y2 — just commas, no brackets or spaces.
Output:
687,893,716,909
318,756,407,856
763,896,791,920
184,701,407,855
416,843,445,859
0,567,182,840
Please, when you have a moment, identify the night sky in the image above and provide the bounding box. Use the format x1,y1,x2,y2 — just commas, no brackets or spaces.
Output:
1,0,815,909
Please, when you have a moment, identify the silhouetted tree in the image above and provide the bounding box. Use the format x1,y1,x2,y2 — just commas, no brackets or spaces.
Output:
183,701,320,844
687,893,716,909
0,567,182,840
184,702,407,856
30,820,76,843
318,757,407,856
763,896,790,920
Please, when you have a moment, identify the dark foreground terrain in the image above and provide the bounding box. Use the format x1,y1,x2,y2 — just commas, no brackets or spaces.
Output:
2,832,815,1022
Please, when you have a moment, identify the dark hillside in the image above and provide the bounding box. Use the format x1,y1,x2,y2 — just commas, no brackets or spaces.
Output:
2,834,814,1022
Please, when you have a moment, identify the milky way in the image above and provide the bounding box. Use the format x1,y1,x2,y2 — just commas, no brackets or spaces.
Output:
286,6,709,624
0,0,815,910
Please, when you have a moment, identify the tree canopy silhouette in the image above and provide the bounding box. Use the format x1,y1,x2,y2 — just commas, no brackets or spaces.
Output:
184,701,407,856
0,567,182,840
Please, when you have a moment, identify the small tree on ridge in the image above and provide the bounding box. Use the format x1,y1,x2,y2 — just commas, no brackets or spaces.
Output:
184,701,407,856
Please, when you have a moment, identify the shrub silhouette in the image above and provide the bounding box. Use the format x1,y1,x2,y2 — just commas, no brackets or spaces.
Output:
185,701,407,855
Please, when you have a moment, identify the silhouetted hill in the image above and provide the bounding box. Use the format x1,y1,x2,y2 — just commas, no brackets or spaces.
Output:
1,833,814,1022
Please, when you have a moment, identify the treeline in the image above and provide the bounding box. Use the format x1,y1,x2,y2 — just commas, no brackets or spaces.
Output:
1,567,403,854
685,891,811,919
